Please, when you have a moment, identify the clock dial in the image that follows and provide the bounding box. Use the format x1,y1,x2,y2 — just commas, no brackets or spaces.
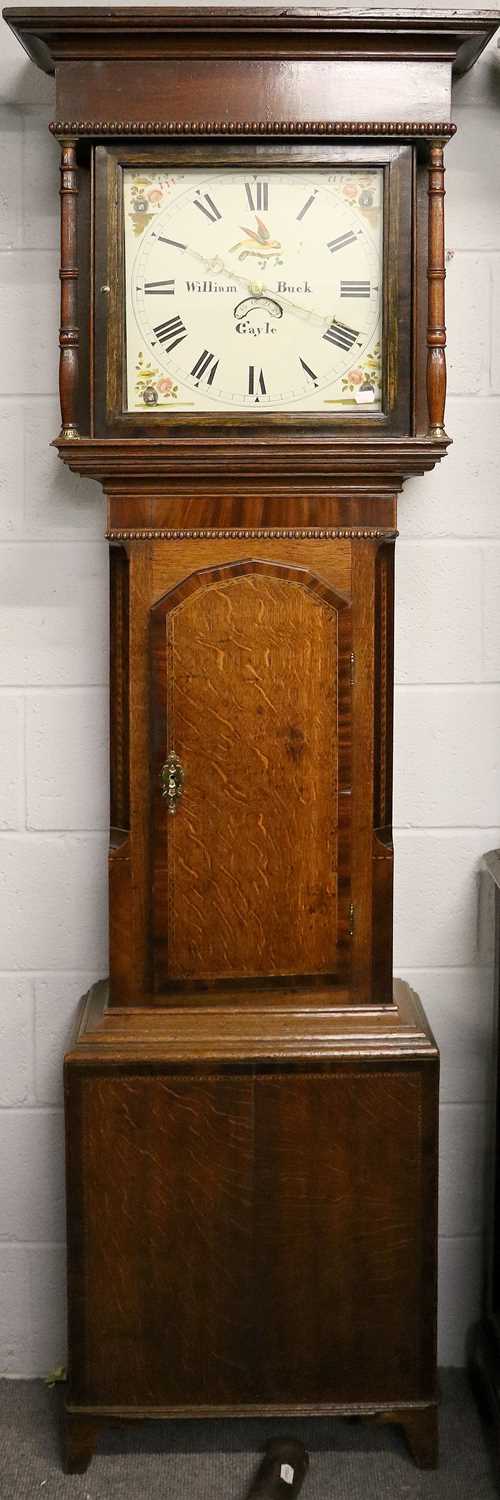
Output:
123,168,383,414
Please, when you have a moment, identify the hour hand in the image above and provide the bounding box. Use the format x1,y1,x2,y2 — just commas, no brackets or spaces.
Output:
183,247,226,274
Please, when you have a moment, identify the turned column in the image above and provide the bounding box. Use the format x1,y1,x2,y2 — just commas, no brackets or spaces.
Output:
426,140,447,439
58,139,80,440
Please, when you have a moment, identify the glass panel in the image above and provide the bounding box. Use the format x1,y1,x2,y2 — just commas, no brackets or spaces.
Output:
123,167,383,415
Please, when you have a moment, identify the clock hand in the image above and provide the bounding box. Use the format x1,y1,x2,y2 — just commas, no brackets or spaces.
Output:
205,255,330,326
259,283,329,328
171,245,286,305
179,247,227,275
179,246,335,329
214,259,332,329
180,246,270,295
181,244,289,291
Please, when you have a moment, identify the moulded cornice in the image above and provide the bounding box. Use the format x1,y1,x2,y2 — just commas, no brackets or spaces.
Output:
53,434,451,494
3,8,499,76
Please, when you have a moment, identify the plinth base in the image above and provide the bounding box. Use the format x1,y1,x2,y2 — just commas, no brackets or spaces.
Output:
64,1401,439,1475
63,979,439,1472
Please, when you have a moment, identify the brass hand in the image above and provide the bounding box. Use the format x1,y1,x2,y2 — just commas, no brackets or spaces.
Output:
259,280,330,328
181,246,333,329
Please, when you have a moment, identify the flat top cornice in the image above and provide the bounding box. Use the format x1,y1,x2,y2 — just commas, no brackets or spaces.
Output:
3,6,499,76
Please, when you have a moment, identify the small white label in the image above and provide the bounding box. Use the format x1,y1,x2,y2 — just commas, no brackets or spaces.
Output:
280,1464,294,1485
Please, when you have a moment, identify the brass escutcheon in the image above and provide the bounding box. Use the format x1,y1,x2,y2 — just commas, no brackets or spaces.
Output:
160,750,185,814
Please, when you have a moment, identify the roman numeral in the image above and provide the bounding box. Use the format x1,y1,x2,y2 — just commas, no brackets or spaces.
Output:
144,279,175,295
327,230,358,255
194,193,222,223
248,366,266,400
323,320,359,352
299,357,318,386
191,349,219,387
341,280,371,298
297,192,317,222
245,181,269,213
152,315,187,353
157,236,187,251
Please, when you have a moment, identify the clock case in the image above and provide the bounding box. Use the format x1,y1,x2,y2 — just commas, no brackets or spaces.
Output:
92,136,411,1010
4,4,499,1477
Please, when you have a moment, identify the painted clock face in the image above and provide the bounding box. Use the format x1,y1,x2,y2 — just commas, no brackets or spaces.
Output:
123,167,383,414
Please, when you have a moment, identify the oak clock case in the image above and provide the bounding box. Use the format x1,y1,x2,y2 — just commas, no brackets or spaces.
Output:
6,1,497,1483
98,146,409,1006
96,143,411,433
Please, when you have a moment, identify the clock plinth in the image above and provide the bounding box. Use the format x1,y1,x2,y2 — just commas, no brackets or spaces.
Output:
63,977,439,1475
4,5,498,1474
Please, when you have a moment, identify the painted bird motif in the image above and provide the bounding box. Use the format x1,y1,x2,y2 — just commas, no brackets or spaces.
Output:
230,215,283,263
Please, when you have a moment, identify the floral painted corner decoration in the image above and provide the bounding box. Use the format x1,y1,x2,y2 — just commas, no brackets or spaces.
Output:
341,343,381,406
135,353,179,406
336,171,381,232
128,174,177,237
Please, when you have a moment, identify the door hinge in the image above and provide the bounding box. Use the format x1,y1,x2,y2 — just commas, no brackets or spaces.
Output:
350,651,355,685
348,902,355,938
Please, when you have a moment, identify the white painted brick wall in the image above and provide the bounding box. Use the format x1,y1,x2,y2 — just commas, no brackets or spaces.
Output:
0,0,499,1376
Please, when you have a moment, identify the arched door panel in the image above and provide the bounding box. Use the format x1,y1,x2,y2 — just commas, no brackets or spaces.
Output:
151,559,351,990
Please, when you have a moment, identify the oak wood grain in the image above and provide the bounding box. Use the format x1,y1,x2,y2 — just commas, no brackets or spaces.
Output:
105,532,392,1008
5,9,467,1475
64,980,438,1420
65,975,436,1063
110,534,360,1004
151,560,351,986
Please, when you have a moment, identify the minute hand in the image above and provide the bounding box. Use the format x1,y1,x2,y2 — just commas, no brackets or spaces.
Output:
183,249,327,328
182,246,331,328
261,283,330,328
217,260,329,327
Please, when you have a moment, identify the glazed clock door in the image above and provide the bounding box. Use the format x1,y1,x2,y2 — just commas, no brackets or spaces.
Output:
94,142,412,436
123,165,384,416
151,558,352,991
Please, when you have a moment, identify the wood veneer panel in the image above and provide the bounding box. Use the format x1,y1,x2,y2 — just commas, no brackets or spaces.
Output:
110,536,358,1004
109,546,130,832
350,540,376,1001
149,537,352,595
107,497,398,531
372,542,395,1000
56,58,453,129
151,560,351,985
66,1059,436,1408
109,532,392,1006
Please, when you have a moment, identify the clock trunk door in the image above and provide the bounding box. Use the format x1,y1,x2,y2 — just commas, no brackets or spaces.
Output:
151,559,352,990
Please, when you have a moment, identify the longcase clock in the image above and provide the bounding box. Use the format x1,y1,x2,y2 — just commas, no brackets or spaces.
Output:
4,5,498,1476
